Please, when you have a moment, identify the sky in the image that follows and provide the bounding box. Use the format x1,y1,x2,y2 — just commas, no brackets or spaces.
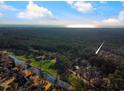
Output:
0,1,124,28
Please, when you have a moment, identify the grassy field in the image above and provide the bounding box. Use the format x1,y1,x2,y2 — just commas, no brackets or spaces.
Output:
13,53,85,90
31,59,57,77
67,74,85,90
15,55,57,77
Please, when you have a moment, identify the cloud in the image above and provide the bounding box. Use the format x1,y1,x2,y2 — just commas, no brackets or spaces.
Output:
100,1,107,4
17,1,54,19
67,1,93,13
121,1,124,6
96,10,124,27
118,11,124,21
66,1,74,5
0,1,17,11
66,24,97,28
0,12,3,17
102,18,119,25
74,2,92,13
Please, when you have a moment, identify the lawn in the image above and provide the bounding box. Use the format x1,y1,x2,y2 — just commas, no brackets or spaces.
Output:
16,55,28,61
67,74,85,90
15,55,57,77
31,59,57,77
11,52,84,90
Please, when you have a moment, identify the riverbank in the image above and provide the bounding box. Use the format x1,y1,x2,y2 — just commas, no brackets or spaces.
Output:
9,53,73,90
16,55,58,77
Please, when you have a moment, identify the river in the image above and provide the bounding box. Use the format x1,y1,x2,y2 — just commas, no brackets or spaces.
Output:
9,55,73,90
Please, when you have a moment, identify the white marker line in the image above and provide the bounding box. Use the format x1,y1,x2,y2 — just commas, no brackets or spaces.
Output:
95,42,104,54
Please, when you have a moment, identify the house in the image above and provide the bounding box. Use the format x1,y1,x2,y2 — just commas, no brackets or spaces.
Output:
22,70,32,77
29,75,52,91
35,56,42,60
0,77,15,90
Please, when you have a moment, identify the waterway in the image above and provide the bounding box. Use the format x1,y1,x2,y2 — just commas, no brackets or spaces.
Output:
9,55,73,90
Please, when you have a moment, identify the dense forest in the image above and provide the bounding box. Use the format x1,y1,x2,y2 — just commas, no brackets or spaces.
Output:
0,27,124,50
0,26,124,90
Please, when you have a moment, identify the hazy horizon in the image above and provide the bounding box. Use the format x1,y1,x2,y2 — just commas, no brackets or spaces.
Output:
0,1,124,28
